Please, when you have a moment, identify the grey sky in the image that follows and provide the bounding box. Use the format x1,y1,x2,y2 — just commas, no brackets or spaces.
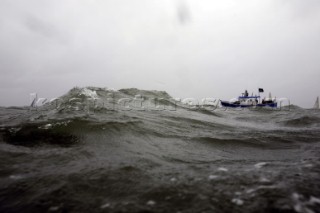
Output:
0,0,319,107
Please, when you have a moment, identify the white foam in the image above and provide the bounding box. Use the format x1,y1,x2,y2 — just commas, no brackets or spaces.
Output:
303,164,313,168
309,196,320,204
208,175,218,180
48,206,60,212
293,204,314,213
69,98,81,102
259,177,270,183
100,203,110,209
234,191,242,196
80,88,99,99
291,192,316,213
44,124,52,129
293,203,302,213
231,198,244,205
292,192,300,200
170,177,177,182
146,200,156,206
254,162,267,169
9,175,23,180
38,124,53,130
246,189,256,194
217,167,228,172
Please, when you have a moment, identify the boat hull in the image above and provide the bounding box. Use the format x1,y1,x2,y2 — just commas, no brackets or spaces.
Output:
220,101,277,108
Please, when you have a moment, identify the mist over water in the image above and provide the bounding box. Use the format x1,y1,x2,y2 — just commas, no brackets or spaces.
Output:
0,87,320,213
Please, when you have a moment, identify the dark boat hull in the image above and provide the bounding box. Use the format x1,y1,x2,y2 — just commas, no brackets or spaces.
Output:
220,101,277,108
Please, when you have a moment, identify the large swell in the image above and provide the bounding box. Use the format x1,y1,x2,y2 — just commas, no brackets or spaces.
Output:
0,87,320,213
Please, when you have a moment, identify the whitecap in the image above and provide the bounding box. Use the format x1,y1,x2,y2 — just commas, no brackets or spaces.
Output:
146,200,156,206
80,88,99,99
170,177,177,182
48,206,60,212
254,162,267,169
303,164,313,168
43,124,52,129
259,177,270,183
309,196,320,205
208,175,218,180
292,192,301,200
217,167,228,172
246,189,256,194
9,175,23,180
291,192,315,213
231,198,244,205
100,203,110,209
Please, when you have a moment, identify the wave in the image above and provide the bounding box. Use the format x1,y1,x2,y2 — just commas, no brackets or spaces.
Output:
194,135,299,149
2,87,320,213
0,116,150,146
281,116,320,127
1,123,79,147
281,104,302,110
118,88,171,99
2,86,320,149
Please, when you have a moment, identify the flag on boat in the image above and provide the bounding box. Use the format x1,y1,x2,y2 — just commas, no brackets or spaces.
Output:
258,88,264,93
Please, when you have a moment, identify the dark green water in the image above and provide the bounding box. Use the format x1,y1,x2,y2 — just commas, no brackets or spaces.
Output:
0,87,320,213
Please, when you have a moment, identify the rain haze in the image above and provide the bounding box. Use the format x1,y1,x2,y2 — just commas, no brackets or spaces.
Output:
2,1,320,212
1,0,320,108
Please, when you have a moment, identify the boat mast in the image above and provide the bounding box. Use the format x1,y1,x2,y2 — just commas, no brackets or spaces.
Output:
314,96,319,109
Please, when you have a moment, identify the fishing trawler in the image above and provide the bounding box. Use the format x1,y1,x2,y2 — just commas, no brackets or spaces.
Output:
220,88,277,108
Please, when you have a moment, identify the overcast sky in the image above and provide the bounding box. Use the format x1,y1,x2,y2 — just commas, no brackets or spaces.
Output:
0,0,319,107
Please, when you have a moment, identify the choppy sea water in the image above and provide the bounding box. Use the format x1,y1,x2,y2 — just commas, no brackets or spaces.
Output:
0,87,320,213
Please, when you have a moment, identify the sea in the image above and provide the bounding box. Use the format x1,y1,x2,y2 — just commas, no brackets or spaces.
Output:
0,87,320,213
